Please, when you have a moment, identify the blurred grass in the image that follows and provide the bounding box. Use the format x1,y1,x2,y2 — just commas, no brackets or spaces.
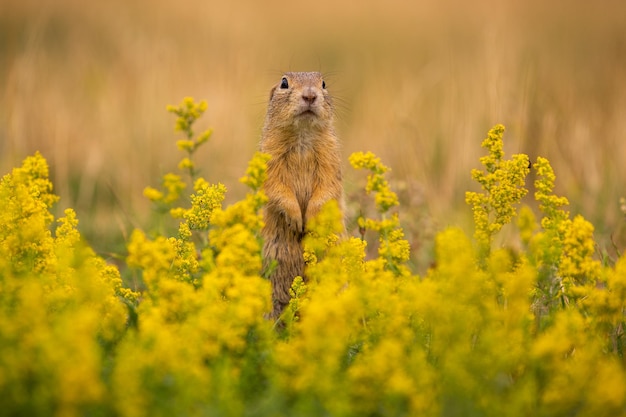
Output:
1,0,625,260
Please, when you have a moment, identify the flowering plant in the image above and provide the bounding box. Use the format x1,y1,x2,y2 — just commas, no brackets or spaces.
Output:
1,101,624,417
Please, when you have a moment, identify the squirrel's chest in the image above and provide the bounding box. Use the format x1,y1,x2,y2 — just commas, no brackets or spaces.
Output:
284,148,317,188
270,148,318,207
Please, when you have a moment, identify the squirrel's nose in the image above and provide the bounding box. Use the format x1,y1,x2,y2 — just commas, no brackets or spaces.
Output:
301,87,317,104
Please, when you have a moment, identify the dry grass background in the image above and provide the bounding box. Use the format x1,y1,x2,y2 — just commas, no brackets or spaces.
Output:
2,0,625,259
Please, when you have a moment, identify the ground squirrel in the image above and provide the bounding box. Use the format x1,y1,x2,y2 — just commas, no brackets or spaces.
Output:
260,72,344,319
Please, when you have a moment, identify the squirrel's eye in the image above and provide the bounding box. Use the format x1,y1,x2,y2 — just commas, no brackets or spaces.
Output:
322,80,326,89
280,77,289,89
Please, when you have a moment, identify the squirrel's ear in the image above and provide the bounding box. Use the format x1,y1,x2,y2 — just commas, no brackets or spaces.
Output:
269,85,277,101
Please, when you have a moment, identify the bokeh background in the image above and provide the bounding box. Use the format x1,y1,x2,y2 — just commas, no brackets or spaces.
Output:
2,0,625,262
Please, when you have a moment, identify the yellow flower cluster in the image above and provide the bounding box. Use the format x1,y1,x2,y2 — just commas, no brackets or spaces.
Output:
134,98,230,288
166,97,211,143
0,154,137,417
239,151,271,191
144,98,215,208
466,124,531,256
143,172,186,205
534,156,570,230
349,151,410,275
171,178,227,231
3,114,626,417
521,156,611,348
117,113,273,417
349,151,399,212
168,97,213,179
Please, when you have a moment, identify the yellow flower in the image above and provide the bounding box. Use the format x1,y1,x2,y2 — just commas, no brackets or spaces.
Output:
167,97,208,138
196,128,213,145
176,139,195,152
178,157,194,172
162,173,186,203
143,186,164,202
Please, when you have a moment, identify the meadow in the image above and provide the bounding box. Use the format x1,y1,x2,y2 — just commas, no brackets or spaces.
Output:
2,102,626,415
2,1,626,415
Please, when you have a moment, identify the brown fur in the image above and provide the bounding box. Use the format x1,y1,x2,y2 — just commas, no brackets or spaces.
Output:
260,72,344,319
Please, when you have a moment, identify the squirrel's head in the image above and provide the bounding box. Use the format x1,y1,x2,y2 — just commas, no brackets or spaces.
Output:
265,72,333,132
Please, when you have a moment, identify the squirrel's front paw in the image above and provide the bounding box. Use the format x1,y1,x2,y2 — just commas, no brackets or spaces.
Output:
287,213,304,233
283,207,303,233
